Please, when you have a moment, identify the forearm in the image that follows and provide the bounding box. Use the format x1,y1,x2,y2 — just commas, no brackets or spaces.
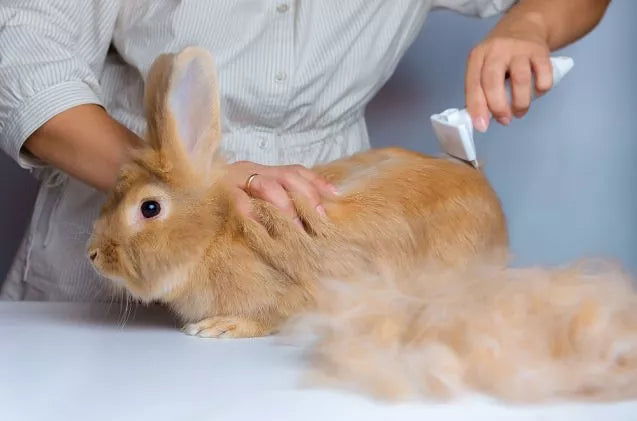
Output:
24,104,142,192
489,0,611,50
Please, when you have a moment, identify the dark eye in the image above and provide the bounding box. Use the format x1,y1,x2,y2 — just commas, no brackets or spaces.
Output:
140,200,161,219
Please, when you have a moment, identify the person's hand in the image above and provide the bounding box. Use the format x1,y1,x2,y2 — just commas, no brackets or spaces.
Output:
222,160,339,228
465,21,552,132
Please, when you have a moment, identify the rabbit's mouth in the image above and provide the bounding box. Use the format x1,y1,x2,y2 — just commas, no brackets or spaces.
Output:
86,239,137,291
88,257,147,301
87,248,122,284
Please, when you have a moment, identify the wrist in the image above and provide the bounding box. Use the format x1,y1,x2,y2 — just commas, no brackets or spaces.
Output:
489,10,550,47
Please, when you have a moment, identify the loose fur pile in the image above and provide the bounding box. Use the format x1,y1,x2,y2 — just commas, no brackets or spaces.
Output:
285,260,637,403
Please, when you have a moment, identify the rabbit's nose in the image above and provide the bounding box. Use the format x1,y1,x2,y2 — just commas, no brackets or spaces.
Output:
89,250,98,262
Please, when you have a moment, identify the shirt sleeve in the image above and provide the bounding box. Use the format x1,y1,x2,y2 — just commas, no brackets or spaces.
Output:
0,1,120,169
432,0,518,18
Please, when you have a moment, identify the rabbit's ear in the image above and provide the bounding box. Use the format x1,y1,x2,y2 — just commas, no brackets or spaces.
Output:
145,47,222,174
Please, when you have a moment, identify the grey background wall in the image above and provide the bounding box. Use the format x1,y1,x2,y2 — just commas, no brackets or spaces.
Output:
1,1,635,285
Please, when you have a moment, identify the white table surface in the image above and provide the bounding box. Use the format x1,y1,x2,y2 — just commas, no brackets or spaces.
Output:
2,302,637,421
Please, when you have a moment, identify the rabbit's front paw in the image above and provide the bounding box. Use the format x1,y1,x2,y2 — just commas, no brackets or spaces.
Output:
182,316,271,338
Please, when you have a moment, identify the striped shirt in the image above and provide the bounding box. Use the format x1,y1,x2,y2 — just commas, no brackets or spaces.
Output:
0,0,516,301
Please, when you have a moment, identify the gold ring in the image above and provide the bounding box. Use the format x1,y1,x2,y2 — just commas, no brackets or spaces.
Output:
245,173,259,194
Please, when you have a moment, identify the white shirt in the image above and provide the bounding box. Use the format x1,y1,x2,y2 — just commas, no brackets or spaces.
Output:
0,0,516,301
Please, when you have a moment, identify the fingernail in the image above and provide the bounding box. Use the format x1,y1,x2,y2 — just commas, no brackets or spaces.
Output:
316,205,327,218
328,184,341,196
498,117,511,126
474,116,488,133
294,218,303,228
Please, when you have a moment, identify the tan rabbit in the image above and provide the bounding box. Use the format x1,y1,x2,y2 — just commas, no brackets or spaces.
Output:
87,46,508,338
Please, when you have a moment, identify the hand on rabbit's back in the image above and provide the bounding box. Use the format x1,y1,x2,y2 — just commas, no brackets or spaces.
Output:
87,47,508,338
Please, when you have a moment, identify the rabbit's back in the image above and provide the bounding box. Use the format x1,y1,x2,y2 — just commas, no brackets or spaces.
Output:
314,147,508,270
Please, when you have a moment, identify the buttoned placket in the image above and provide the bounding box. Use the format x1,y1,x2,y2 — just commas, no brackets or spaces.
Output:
255,1,295,157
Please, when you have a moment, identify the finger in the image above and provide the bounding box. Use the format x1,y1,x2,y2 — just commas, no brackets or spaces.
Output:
227,161,266,189
531,54,553,95
277,170,327,218
481,55,511,125
287,165,339,197
232,188,258,221
509,56,532,118
465,47,489,132
248,175,301,226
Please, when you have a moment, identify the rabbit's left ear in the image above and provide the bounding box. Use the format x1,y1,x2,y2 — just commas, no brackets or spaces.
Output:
145,47,222,174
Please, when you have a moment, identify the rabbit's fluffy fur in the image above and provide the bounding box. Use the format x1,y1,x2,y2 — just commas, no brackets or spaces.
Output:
88,47,637,402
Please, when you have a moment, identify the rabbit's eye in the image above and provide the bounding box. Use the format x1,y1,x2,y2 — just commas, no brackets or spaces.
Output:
140,200,161,219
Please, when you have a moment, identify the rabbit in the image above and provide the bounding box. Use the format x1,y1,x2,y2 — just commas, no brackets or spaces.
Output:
87,46,508,339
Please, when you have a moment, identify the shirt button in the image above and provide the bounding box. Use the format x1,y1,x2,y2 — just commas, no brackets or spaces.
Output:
258,139,268,149
274,71,287,82
276,3,289,13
